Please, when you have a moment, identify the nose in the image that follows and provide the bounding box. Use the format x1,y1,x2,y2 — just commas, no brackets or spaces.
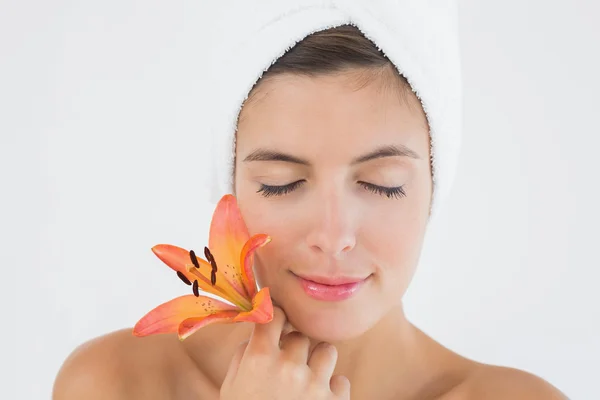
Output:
305,190,357,258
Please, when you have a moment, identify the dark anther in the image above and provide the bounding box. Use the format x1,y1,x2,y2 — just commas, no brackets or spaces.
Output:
177,271,192,286
202,246,218,285
192,280,199,297
204,247,218,272
189,250,200,269
204,247,213,263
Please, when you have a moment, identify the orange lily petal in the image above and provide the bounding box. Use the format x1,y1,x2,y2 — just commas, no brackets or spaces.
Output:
233,287,274,324
177,311,240,340
240,234,271,298
133,294,238,337
151,244,251,310
208,195,253,299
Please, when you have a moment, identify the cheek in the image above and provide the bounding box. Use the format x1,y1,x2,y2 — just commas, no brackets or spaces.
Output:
364,211,425,269
253,247,286,288
362,188,430,285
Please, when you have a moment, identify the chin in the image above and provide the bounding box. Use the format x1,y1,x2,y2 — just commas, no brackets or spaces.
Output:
268,274,384,343
287,307,377,342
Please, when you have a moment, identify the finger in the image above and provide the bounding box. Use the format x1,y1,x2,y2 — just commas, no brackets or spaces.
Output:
307,342,338,379
279,331,310,364
270,300,295,336
221,340,249,387
248,306,287,353
329,375,351,399
281,320,296,337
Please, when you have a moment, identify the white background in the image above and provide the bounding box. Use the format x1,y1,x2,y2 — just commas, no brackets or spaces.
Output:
2,0,599,399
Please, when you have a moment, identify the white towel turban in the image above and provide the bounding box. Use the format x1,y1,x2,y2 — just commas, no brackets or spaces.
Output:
205,0,462,219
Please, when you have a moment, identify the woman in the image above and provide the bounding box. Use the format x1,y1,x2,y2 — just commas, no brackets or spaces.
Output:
53,12,567,400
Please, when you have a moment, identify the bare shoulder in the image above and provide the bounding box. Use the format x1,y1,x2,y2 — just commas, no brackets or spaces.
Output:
52,328,216,400
444,363,568,400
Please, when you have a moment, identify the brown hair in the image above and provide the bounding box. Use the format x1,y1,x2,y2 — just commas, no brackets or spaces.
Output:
233,24,423,189
242,24,414,109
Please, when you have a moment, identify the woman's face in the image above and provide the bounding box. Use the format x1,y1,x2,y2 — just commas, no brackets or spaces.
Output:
234,69,431,342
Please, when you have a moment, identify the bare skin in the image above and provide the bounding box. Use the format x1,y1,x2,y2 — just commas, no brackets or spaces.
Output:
54,69,567,399
53,312,565,399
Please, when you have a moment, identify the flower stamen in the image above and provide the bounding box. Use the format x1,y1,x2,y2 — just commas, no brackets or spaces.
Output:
204,247,218,286
189,250,200,268
177,271,192,286
192,280,199,297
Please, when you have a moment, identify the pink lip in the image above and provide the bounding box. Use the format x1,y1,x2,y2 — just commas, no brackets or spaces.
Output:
293,273,369,301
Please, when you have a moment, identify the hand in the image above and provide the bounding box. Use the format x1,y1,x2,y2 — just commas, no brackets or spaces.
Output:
220,307,350,400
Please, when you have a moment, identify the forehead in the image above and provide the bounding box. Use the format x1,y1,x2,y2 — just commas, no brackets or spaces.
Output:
236,71,429,156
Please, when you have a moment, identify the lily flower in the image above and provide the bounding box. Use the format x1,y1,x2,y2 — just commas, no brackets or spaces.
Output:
133,194,273,340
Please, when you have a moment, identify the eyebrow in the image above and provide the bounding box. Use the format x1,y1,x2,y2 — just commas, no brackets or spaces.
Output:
242,144,420,166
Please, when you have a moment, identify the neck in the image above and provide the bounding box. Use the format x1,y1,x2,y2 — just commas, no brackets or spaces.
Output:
305,302,460,399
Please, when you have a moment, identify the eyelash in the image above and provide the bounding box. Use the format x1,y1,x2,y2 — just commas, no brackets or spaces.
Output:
257,181,406,199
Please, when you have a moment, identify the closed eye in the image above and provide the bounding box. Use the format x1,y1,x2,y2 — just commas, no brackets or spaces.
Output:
358,182,406,199
257,180,406,199
256,180,306,197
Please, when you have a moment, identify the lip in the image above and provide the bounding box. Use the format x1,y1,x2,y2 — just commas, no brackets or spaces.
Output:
295,274,368,285
293,273,370,301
